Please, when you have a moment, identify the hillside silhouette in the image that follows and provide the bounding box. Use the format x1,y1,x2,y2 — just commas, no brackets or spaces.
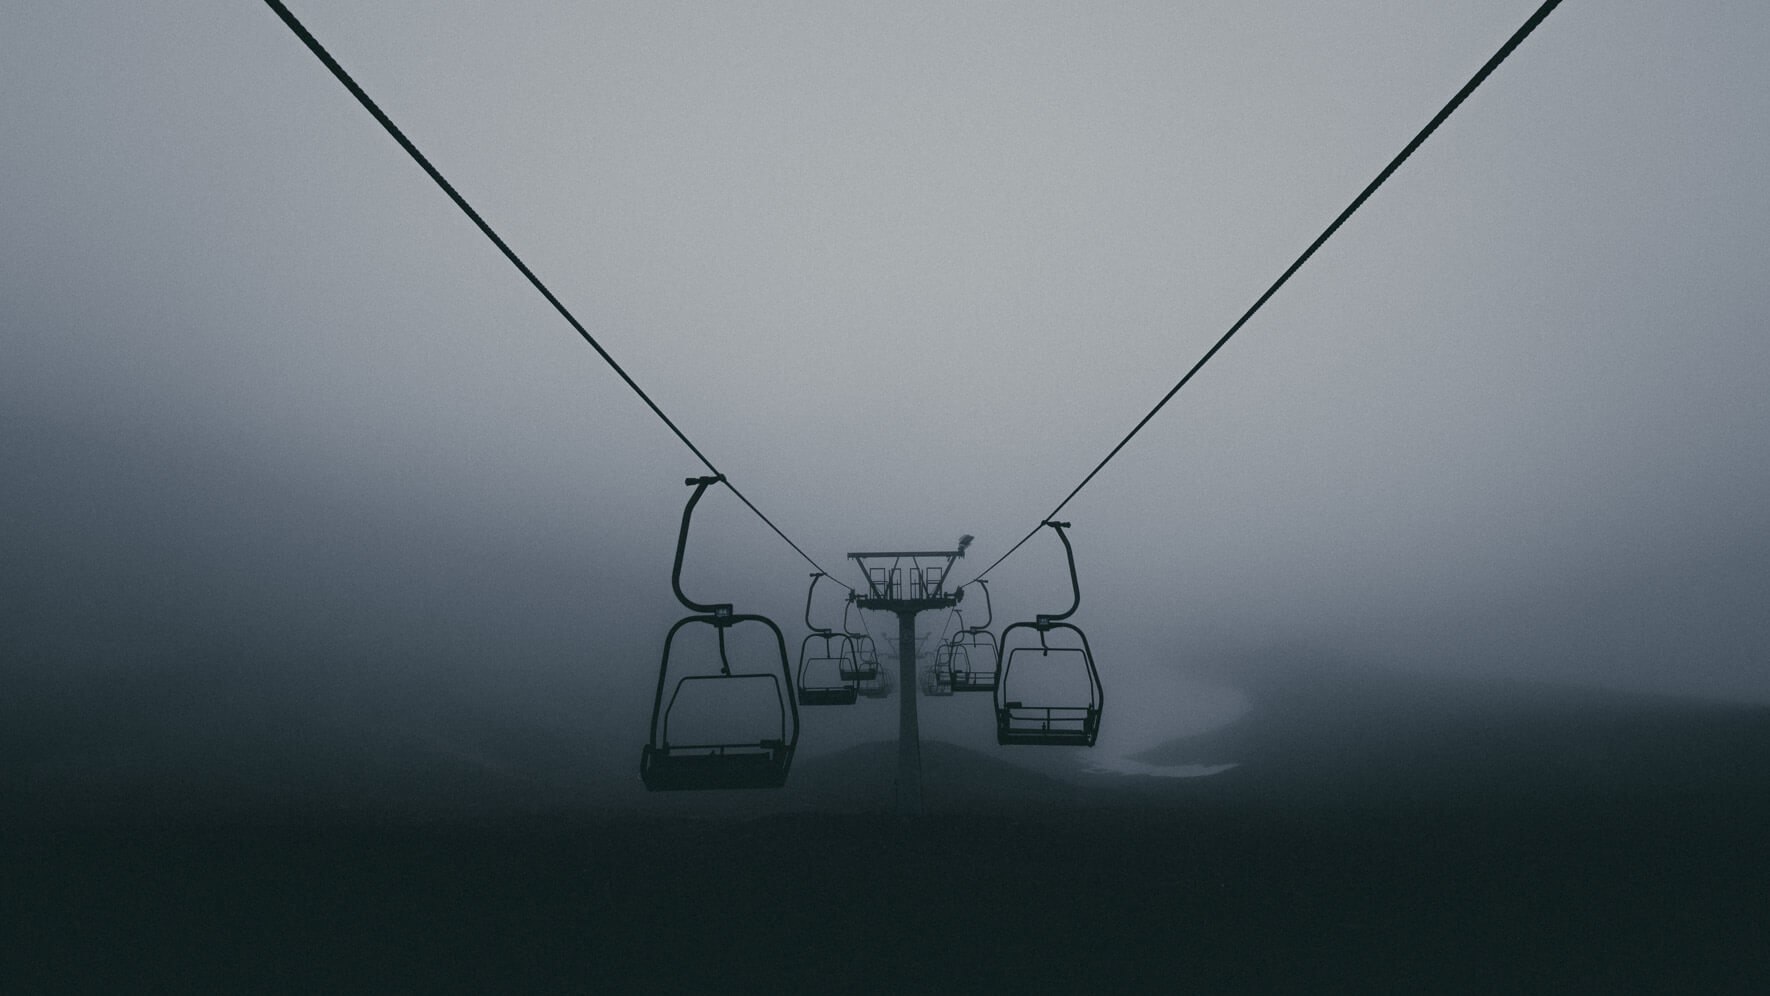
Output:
7,663,1770,990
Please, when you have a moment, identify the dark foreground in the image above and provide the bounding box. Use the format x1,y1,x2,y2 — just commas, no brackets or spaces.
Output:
6,668,1769,992
8,789,1769,990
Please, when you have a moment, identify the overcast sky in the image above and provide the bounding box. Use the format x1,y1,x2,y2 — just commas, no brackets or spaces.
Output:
4,2,1768,801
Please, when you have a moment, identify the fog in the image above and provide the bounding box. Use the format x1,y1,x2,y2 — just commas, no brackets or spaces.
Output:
4,2,1768,815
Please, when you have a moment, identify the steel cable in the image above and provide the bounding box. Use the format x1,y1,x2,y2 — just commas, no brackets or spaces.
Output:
259,0,850,588
962,0,1564,587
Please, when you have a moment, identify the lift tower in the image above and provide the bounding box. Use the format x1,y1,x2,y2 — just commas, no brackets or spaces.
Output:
848,539,970,816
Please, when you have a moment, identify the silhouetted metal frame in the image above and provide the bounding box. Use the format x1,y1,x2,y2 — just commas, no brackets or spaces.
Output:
849,550,965,601
797,572,859,706
640,477,801,790
950,581,1000,692
932,639,956,680
840,595,883,685
798,632,860,706
994,623,1103,746
991,523,1104,746
923,639,956,696
950,633,998,690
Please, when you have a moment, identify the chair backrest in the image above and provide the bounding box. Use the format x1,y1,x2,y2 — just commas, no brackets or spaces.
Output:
663,672,786,747
1001,646,1097,708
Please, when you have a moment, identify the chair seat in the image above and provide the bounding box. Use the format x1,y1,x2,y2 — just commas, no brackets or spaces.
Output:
798,687,858,706
995,709,1099,747
640,744,791,791
996,729,1097,747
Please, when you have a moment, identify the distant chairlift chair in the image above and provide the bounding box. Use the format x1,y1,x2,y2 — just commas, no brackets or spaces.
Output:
949,580,1000,693
843,595,891,699
797,572,859,706
924,636,956,696
639,476,799,790
993,522,1104,746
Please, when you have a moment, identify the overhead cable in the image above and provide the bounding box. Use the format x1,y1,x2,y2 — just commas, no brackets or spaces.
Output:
258,0,849,588
963,0,1564,586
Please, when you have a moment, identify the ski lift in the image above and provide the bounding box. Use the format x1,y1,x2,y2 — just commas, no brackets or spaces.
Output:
863,664,895,700
921,665,952,696
993,522,1103,746
922,613,961,696
838,597,885,697
640,476,799,791
797,572,858,706
923,643,955,697
949,581,1000,693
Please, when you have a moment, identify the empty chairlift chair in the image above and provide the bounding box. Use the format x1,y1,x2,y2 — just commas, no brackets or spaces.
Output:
842,595,892,699
639,476,799,791
949,580,1000,692
924,633,956,696
797,572,859,706
994,522,1104,747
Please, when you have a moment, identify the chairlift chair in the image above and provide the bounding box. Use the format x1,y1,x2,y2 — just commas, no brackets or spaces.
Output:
845,638,883,684
921,664,951,696
857,652,893,698
922,613,965,697
993,523,1104,746
864,664,895,700
841,595,888,699
640,477,800,790
929,640,956,692
922,637,955,697
797,572,859,706
950,581,1001,693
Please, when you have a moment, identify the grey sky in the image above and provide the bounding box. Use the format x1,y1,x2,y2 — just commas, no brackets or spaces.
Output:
4,1,1768,799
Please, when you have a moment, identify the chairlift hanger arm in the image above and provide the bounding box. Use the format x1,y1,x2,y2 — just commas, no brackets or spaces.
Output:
963,579,993,631
803,572,833,635
1036,521,1080,625
672,476,734,618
